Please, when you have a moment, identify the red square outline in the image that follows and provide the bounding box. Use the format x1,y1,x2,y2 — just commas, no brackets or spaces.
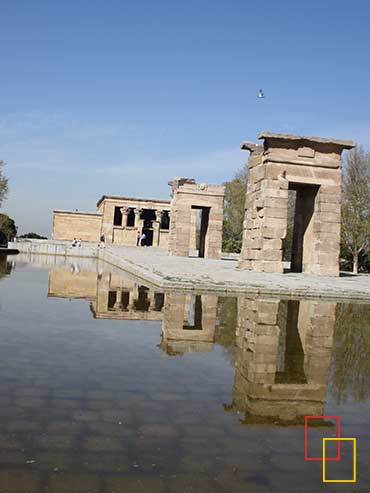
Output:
304,415,341,461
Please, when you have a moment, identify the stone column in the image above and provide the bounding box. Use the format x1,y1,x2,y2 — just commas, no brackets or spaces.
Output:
127,289,134,311
134,208,143,232
95,271,110,316
310,183,342,276
205,206,224,259
101,203,115,244
169,202,192,257
228,296,281,414
120,207,130,228
147,290,155,310
153,210,163,247
189,209,197,251
113,288,122,310
239,142,289,273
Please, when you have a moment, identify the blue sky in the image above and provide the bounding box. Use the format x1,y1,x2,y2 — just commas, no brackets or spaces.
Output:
1,0,370,235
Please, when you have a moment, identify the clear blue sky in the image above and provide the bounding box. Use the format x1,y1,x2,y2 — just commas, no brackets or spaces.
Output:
1,0,370,235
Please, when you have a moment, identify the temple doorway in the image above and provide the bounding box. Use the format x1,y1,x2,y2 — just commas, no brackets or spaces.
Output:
192,206,210,258
275,300,307,384
286,183,319,273
140,209,156,246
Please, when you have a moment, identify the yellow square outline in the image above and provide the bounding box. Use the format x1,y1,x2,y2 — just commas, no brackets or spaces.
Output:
322,438,357,483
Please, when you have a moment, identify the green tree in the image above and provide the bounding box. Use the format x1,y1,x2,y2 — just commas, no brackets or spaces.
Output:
222,164,248,252
0,161,8,207
215,297,238,365
341,147,370,273
0,255,12,280
0,213,17,245
331,303,370,403
222,163,295,257
19,232,48,240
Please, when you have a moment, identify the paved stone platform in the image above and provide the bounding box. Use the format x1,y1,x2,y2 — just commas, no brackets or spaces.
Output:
99,246,370,301
15,241,370,301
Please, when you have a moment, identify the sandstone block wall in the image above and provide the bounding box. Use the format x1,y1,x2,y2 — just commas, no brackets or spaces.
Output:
239,132,355,276
161,293,217,354
228,296,336,423
48,268,98,299
53,211,102,242
168,179,225,259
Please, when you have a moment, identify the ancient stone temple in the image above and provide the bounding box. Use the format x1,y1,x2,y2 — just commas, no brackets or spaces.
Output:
53,195,171,247
168,178,225,259
239,132,355,276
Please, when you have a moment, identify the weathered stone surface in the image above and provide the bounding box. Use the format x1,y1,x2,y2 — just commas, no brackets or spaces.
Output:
53,196,171,248
239,131,353,277
16,242,370,301
168,179,225,259
258,130,355,149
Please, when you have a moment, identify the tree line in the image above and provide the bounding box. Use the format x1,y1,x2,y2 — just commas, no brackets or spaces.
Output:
223,147,370,273
0,161,48,243
0,161,15,245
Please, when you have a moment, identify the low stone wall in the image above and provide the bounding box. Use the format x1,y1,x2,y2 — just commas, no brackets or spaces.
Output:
13,240,370,301
15,239,98,258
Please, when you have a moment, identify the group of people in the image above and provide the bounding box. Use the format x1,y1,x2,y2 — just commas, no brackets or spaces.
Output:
71,238,82,247
72,231,149,248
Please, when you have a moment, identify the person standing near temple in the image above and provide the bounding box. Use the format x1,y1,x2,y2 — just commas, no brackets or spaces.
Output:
136,229,141,246
140,232,147,247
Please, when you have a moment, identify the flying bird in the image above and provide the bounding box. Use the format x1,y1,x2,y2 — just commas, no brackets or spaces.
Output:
258,89,265,99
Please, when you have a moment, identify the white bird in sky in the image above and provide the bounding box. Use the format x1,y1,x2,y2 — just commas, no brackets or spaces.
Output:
258,89,265,99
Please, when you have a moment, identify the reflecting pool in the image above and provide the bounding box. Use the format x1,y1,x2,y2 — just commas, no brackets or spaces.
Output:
0,254,369,492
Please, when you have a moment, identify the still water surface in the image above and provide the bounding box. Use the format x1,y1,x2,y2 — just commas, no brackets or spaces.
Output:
0,254,369,492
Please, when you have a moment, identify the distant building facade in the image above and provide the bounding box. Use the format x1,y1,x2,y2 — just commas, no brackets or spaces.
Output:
52,178,225,258
53,195,171,248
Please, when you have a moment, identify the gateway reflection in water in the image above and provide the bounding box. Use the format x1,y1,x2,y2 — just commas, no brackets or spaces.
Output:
1,254,369,492
226,297,334,423
47,258,334,424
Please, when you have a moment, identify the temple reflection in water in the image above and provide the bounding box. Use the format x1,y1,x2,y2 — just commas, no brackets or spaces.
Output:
226,297,335,424
46,258,335,425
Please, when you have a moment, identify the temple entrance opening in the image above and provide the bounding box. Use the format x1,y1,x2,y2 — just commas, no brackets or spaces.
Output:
134,286,150,311
275,300,307,384
140,209,156,246
183,295,203,330
284,183,320,273
168,179,225,259
191,206,210,258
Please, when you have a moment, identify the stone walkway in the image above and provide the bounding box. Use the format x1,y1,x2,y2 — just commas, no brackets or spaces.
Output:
98,246,370,302
15,241,370,301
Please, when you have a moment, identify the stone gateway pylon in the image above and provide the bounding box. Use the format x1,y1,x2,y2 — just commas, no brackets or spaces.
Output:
239,132,355,276
168,178,225,259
